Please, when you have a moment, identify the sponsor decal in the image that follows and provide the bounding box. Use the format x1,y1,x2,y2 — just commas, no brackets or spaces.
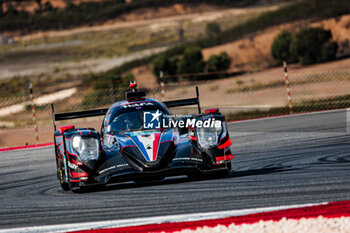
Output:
98,164,128,174
122,102,154,108
68,161,78,170
173,157,203,162
99,166,116,174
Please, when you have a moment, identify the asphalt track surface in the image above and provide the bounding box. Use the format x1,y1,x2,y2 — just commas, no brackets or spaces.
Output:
1,109,350,230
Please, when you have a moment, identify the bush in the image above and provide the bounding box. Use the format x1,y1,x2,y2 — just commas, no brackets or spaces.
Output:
321,41,338,62
272,27,338,65
177,46,205,77
44,2,56,12
168,57,179,75
206,22,221,37
271,30,296,64
208,52,231,72
152,55,177,78
290,27,337,65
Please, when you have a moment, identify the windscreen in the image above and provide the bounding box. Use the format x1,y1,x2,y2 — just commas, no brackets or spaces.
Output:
106,109,168,134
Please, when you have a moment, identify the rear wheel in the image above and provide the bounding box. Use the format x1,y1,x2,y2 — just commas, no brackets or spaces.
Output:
60,182,70,191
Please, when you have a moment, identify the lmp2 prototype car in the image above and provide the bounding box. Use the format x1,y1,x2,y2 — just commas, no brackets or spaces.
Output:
52,82,233,191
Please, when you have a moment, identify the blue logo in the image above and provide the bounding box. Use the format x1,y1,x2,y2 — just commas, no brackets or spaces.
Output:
143,110,162,129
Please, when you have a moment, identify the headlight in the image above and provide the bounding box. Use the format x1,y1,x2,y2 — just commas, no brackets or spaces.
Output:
196,122,222,148
72,136,100,161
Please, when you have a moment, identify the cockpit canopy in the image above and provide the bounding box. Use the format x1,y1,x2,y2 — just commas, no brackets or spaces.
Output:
103,99,172,135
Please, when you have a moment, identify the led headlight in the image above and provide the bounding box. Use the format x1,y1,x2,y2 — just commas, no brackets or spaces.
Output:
196,122,222,148
72,136,100,161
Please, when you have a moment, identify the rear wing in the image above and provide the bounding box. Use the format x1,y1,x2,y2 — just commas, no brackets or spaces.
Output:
51,86,201,131
163,86,201,113
51,105,108,131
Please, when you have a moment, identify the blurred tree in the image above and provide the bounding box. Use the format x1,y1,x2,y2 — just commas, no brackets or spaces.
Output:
321,41,338,62
152,55,170,77
152,55,178,82
205,22,222,44
205,22,221,37
168,56,179,75
271,30,296,64
65,0,77,10
0,1,3,16
208,52,231,72
35,0,42,12
177,46,205,75
6,4,18,15
44,1,55,12
290,27,337,64
178,26,184,42
124,72,134,81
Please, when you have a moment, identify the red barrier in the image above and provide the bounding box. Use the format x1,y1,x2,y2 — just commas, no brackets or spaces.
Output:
0,142,53,152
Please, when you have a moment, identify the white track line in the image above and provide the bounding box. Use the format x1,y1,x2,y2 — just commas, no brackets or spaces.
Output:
0,202,327,233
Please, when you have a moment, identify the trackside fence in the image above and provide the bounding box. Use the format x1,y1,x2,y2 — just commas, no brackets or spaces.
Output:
0,67,350,147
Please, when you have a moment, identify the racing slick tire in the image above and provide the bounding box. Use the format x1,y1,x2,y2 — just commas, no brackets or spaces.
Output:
71,184,106,193
213,162,232,178
187,162,231,180
60,182,70,191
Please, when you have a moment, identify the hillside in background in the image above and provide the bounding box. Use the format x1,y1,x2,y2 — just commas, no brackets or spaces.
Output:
1,0,350,97
1,0,350,146
0,0,293,35
131,14,350,88
2,0,117,13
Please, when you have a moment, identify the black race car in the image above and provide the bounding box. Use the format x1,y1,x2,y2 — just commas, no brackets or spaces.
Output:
52,82,233,191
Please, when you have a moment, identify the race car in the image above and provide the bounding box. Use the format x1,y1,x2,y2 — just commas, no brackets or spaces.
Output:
52,82,233,191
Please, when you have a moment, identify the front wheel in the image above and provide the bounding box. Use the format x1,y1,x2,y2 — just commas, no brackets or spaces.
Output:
213,168,230,178
189,163,231,181
72,184,106,193
214,162,232,178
